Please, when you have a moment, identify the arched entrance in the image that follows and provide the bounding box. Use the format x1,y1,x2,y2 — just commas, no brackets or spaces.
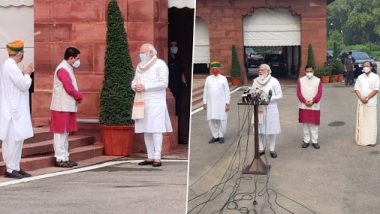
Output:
243,8,301,79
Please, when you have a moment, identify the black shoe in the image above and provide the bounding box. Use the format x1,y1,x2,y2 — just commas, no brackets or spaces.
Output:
67,160,78,167
368,144,377,147
312,143,320,149
138,160,154,165
4,170,24,179
259,150,265,156
55,161,71,168
208,137,219,144
219,138,224,144
270,151,278,158
152,161,162,167
302,142,310,148
18,169,31,177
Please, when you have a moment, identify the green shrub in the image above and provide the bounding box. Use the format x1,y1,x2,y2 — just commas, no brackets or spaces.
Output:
230,45,241,77
307,44,316,69
99,0,134,125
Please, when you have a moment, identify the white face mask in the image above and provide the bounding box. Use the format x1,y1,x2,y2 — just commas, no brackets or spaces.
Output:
72,59,80,68
170,47,178,54
306,72,314,79
363,67,371,73
139,53,149,63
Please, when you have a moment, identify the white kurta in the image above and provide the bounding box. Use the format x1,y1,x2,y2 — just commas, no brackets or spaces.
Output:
131,59,173,133
0,58,33,141
203,74,230,121
354,72,379,146
251,76,282,134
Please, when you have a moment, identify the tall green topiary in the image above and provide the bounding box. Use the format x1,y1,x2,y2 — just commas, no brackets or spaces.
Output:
307,43,316,68
230,45,241,77
100,0,134,125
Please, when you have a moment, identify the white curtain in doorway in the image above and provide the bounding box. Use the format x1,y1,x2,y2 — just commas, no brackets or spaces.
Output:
194,17,210,64
0,1,34,65
168,0,194,8
243,8,300,46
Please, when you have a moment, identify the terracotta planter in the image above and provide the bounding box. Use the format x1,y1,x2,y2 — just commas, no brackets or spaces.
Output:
338,74,344,82
331,75,339,82
321,76,329,83
101,125,134,156
231,77,242,86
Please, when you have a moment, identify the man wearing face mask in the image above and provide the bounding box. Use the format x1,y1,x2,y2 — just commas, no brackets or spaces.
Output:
0,40,34,178
132,43,172,167
168,41,186,116
344,51,355,86
203,61,230,144
354,62,379,146
50,47,82,168
251,64,282,158
297,65,323,149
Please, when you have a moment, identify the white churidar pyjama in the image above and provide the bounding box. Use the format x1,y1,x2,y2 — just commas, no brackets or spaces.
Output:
208,119,227,138
303,124,319,144
259,134,276,152
144,133,163,160
53,132,70,162
2,121,24,173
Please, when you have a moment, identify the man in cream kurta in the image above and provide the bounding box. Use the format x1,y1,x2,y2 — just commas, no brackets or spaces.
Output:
203,61,230,144
251,64,282,158
0,40,34,179
297,65,322,149
354,62,379,146
50,47,82,168
132,43,172,167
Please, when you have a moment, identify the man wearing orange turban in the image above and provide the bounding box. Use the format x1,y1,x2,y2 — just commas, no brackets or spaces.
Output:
0,40,34,179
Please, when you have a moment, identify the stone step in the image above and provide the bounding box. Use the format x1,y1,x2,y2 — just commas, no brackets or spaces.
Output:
0,136,95,161
0,144,104,174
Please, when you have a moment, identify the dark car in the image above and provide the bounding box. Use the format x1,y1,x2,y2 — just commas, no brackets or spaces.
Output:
245,51,264,78
340,50,377,78
263,54,288,77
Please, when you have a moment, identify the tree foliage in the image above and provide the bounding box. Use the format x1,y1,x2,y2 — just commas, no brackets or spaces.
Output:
99,0,134,125
328,0,380,45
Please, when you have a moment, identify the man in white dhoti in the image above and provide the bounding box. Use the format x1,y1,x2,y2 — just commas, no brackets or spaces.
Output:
203,61,230,144
355,61,379,146
0,40,34,178
251,64,282,158
297,65,322,149
132,43,172,167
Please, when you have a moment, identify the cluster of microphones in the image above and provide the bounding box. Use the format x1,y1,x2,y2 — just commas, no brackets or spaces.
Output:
241,87,272,105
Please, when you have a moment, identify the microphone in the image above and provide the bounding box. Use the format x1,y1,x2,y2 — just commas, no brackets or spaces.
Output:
268,90,272,101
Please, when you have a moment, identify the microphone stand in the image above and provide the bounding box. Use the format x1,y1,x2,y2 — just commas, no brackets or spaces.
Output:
243,93,270,175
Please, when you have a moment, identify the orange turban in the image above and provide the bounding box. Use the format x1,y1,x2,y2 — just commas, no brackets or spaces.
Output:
6,40,24,55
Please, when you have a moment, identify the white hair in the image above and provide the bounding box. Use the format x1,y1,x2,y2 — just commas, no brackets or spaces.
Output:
260,63,272,74
142,43,157,56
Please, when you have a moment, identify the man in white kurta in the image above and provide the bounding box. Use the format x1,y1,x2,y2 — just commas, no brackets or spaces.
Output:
132,43,172,167
203,61,230,144
251,64,282,158
0,40,34,178
354,62,379,146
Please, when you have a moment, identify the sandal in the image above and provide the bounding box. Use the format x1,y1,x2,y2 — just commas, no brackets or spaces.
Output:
55,161,70,168
138,160,154,165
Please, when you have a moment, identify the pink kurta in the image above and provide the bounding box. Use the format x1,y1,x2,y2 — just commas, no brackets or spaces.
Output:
297,80,322,125
50,68,82,133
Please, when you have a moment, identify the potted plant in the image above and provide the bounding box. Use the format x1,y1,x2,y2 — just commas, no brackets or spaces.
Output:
328,58,344,82
230,45,242,85
315,67,329,83
99,0,135,156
